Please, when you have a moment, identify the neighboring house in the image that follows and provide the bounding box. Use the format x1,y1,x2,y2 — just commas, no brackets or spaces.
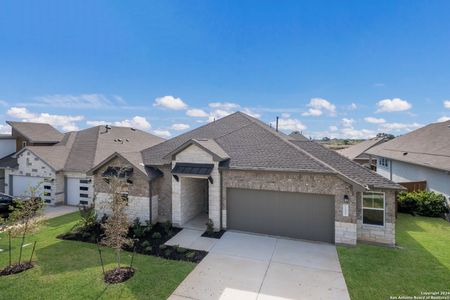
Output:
367,120,450,203
338,137,387,170
90,112,404,246
0,134,17,193
0,122,63,194
5,125,163,205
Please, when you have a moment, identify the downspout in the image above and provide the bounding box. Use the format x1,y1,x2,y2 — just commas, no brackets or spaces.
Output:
148,180,153,224
219,168,223,230
389,160,393,181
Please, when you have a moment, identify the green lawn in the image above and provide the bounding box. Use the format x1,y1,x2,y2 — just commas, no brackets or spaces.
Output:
0,212,195,300
338,213,450,300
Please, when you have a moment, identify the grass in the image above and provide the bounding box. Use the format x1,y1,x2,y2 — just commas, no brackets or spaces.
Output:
338,213,450,300
0,212,195,300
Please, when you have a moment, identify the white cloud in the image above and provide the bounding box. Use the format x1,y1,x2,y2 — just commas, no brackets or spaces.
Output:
364,117,386,124
0,99,8,107
186,108,209,117
241,108,261,119
444,100,450,109
281,113,291,118
379,122,422,132
329,125,338,132
113,116,151,130
376,98,412,113
87,116,151,130
340,127,376,139
437,116,450,122
7,107,83,131
33,94,113,109
171,123,190,131
208,102,240,110
153,95,187,110
153,129,171,138
349,103,357,110
302,98,336,116
270,118,306,132
341,118,355,127
0,124,11,134
208,109,233,122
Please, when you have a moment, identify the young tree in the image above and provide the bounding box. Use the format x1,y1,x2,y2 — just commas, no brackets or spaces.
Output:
0,184,44,274
100,169,134,282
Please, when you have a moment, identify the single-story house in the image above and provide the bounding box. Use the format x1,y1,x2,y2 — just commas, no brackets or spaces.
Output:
4,124,163,205
0,121,64,193
338,137,387,170
90,112,404,246
367,120,450,204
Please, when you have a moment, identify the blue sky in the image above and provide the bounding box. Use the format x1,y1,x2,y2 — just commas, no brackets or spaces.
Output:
1,1,450,139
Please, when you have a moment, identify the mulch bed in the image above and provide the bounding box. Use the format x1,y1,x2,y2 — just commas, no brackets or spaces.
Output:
59,222,207,263
104,267,135,284
0,262,34,276
201,230,226,239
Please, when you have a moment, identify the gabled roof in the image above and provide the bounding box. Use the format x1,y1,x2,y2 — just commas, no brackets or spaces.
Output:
288,131,309,141
0,153,18,169
164,138,230,161
6,121,63,143
63,126,164,172
291,140,404,190
20,132,78,171
142,112,403,190
367,120,450,171
142,112,332,173
338,137,386,160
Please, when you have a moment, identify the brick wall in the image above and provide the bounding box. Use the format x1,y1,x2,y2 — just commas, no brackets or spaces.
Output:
221,169,358,245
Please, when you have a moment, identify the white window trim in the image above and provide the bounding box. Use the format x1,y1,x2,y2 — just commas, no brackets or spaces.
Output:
362,191,385,227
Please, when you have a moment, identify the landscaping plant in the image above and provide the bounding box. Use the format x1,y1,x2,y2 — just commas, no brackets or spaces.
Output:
0,184,44,276
99,173,134,283
398,191,449,217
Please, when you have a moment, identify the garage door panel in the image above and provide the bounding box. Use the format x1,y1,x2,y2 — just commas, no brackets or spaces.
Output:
227,188,335,243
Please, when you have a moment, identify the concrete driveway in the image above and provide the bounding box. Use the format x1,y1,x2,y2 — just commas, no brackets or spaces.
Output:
169,232,350,300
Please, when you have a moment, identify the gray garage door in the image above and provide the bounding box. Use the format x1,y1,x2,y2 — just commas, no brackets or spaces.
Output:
227,188,335,243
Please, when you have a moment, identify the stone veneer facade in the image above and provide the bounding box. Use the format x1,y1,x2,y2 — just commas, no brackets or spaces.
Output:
93,149,397,246
93,156,158,223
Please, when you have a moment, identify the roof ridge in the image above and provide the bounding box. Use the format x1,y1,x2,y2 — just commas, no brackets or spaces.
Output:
382,148,450,158
62,131,79,170
237,112,340,173
92,126,102,167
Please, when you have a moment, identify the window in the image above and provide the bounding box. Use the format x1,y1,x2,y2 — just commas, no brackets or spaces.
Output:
362,192,385,226
121,192,129,204
44,185,51,190
80,200,88,205
44,192,51,197
80,193,89,198
378,157,389,168
80,186,88,191
80,179,91,184
22,141,28,148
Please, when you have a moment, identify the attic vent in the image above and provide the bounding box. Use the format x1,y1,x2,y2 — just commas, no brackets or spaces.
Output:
197,138,209,141
131,128,136,131
403,152,408,156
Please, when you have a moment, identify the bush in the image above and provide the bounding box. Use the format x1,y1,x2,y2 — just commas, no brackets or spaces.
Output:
141,240,150,248
162,220,172,234
159,244,167,250
176,246,187,253
205,219,214,235
186,252,196,259
132,218,145,238
152,232,162,239
144,246,152,253
164,249,172,257
398,191,449,217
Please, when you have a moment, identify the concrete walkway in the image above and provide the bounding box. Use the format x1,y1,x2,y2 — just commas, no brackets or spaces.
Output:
169,231,350,300
43,205,78,219
165,229,218,252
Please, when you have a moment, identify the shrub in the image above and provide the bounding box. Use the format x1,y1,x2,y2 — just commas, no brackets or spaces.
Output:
176,246,187,253
398,191,449,217
144,246,152,253
77,203,97,229
205,219,214,235
132,218,145,238
164,249,172,257
152,232,162,239
186,252,196,259
162,220,172,234
141,240,150,248
143,221,153,235
159,244,167,250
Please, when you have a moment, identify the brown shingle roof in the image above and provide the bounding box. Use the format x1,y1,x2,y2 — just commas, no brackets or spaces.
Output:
291,140,404,190
367,120,450,171
6,121,63,143
338,137,386,160
63,126,164,172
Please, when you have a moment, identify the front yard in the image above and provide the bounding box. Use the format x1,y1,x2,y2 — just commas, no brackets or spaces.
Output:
338,213,450,300
0,212,195,300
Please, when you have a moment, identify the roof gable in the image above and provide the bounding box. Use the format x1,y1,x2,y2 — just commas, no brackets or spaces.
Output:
6,121,63,143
